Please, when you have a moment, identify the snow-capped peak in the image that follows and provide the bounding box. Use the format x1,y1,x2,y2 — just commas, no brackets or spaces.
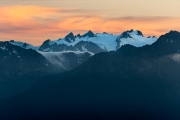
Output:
119,29,144,39
9,40,39,50
81,30,96,38
116,30,157,48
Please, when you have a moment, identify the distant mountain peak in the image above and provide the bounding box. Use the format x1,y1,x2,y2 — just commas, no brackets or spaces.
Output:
75,34,81,38
66,32,74,36
44,39,52,44
119,31,133,39
65,32,75,43
38,39,54,51
22,43,28,48
136,30,144,36
82,30,96,38
10,40,15,43
40,39,51,46
103,32,108,34
119,29,144,39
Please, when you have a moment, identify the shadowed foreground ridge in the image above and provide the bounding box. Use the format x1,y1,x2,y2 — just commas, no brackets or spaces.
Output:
1,31,180,120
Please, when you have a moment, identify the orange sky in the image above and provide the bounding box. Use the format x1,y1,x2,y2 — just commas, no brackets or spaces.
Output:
1,1,180,45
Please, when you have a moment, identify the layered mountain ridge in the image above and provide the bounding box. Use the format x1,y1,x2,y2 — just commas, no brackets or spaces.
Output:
0,41,93,81
0,31,180,119
3,30,157,76
0,41,92,100
1,29,157,82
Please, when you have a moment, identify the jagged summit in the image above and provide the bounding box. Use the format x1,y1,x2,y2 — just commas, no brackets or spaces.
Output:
41,39,54,46
119,31,133,39
38,39,54,51
119,29,143,39
82,30,96,37
136,30,144,36
65,32,75,43
75,34,81,38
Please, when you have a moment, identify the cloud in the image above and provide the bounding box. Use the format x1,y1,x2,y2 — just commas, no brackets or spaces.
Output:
170,54,180,63
0,5,180,45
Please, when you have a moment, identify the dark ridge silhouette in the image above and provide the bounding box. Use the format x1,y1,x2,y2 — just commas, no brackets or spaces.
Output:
1,31,180,119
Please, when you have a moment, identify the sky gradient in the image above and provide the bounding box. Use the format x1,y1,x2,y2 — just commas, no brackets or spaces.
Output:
1,0,180,45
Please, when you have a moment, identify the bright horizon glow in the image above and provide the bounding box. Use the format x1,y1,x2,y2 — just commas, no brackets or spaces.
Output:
0,1,180,45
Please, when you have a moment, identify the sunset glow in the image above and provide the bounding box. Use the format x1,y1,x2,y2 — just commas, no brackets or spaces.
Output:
1,0,180,45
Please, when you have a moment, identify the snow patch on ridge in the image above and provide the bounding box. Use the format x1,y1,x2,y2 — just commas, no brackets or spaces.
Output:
0,46,7,51
119,36,157,47
54,34,118,51
9,41,39,50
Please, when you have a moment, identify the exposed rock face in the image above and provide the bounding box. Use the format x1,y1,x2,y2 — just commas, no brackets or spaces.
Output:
65,32,75,43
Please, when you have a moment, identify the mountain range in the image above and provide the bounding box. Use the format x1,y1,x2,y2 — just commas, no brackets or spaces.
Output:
0,29,157,81
2,30,180,119
10,29,157,53
0,29,158,104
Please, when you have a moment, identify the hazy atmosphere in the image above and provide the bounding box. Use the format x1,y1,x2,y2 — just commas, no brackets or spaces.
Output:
2,1,180,119
0,0,180,45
